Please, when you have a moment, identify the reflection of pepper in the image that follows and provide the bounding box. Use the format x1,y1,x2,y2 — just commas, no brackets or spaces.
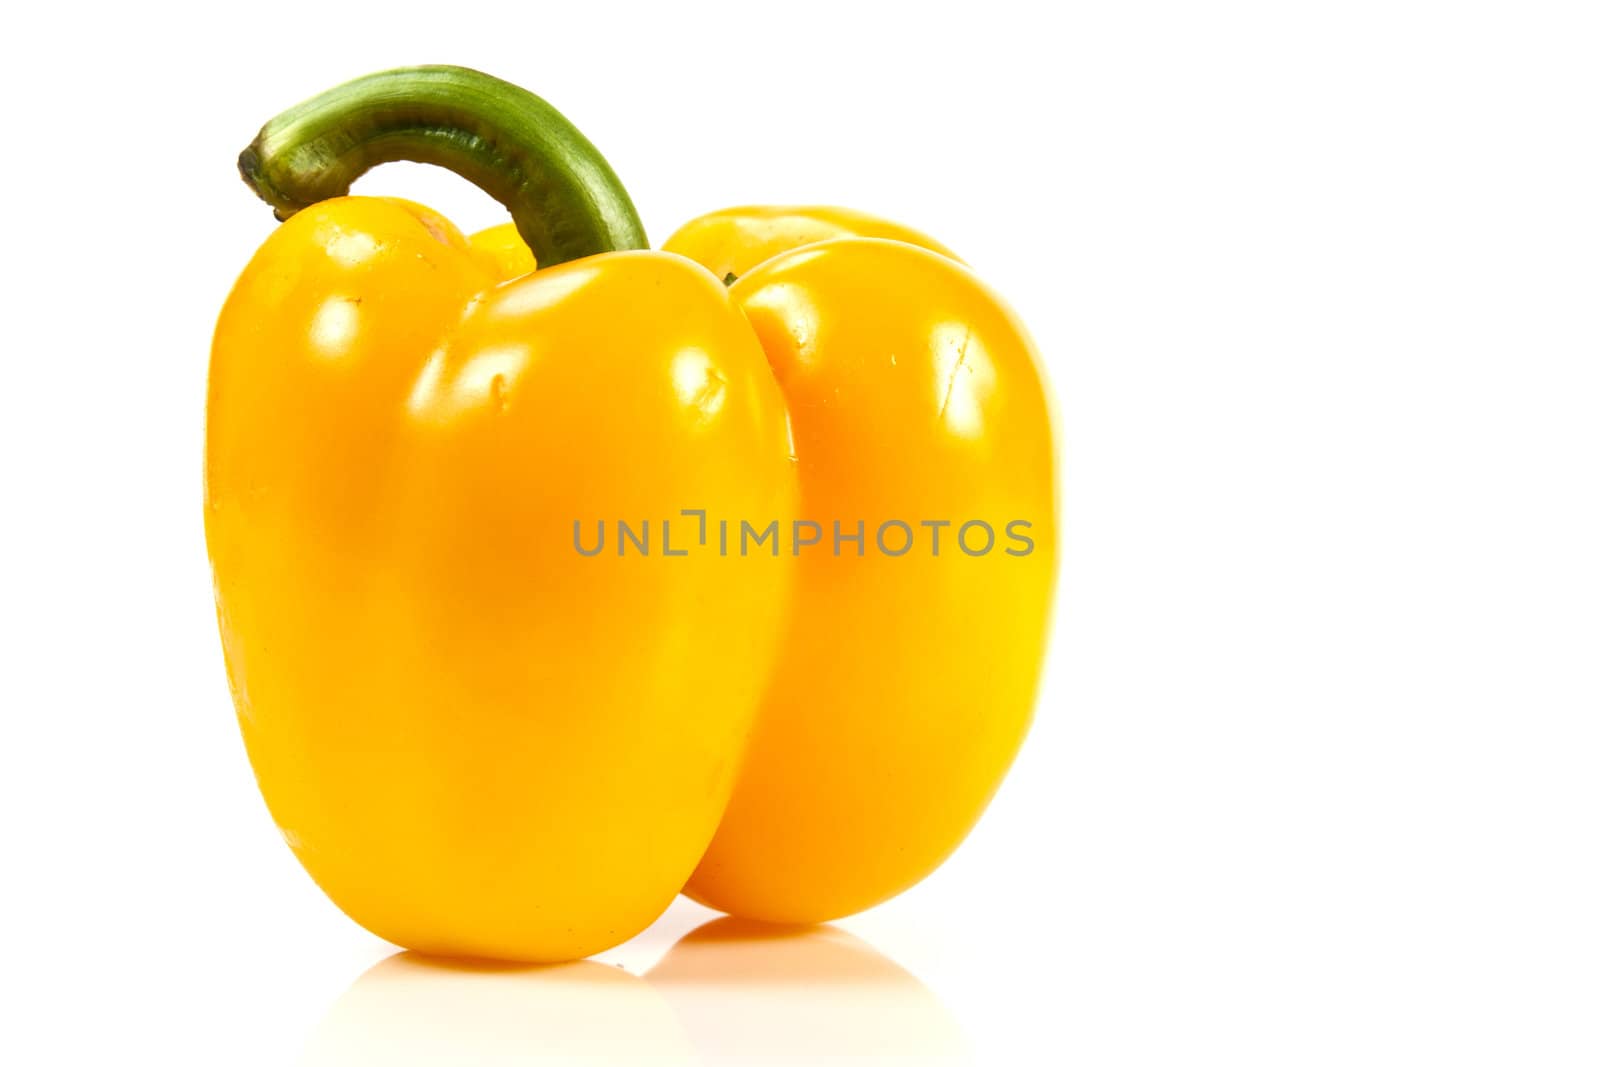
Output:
208,66,1054,962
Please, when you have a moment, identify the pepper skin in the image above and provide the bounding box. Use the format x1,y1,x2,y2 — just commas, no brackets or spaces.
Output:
207,72,794,961
663,204,960,282
663,227,1057,924
467,220,538,278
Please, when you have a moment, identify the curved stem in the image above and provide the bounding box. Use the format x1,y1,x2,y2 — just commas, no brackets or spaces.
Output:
238,65,647,267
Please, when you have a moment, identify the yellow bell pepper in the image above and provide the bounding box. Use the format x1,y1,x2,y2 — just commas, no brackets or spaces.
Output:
208,65,1054,961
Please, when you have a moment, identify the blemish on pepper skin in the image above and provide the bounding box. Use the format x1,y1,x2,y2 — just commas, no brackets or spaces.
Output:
937,326,972,422
671,348,728,422
414,213,453,245
695,367,727,417
490,373,509,413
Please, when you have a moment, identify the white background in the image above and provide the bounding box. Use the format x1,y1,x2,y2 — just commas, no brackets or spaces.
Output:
3,1,1597,1063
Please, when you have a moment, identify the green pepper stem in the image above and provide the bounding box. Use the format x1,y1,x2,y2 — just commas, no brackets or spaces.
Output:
237,65,647,267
